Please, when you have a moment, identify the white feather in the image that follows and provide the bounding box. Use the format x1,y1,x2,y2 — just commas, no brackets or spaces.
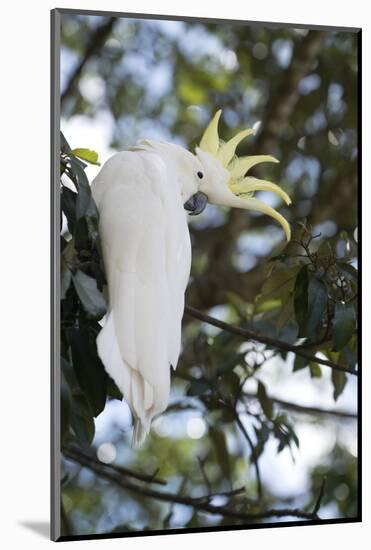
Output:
91,147,192,444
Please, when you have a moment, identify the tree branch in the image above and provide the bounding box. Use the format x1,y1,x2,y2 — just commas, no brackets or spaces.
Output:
197,455,212,494
164,396,357,420
61,17,116,106
312,478,326,518
65,447,320,522
243,392,357,419
184,305,357,376
63,445,167,486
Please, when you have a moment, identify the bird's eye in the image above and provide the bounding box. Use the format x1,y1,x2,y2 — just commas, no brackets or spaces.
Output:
197,171,204,179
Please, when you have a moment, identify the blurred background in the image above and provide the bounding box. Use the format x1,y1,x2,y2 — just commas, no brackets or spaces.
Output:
59,13,358,537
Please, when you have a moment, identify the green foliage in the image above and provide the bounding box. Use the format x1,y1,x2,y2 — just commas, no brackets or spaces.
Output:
310,445,358,518
257,381,273,419
332,368,347,401
306,276,327,338
71,148,101,165
294,265,309,335
272,414,299,455
332,302,356,351
72,270,107,319
256,223,358,389
60,132,120,447
61,357,95,446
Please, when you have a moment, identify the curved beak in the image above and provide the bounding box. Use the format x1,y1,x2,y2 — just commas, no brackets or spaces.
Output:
204,182,291,241
184,191,208,215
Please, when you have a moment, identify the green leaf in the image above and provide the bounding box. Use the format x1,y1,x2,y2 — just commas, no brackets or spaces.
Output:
61,354,79,389
71,148,100,165
331,369,347,400
60,131,71,154
72,270,107,319
309,362,322,378
225,291,247,318
61,359,72,442
277,300,295,332
68,327,108,417
254,424,270,458
106,376,123,401
61,187,77,234
66,155,95,221
258,266,301,303
255,297,282,314
294,356,322,377
316,240,333,259
257,381,273,419
85,210,99,244
305,276,327,338
61,238,77,268
340,344,357,370
332,302,356,351
293,355,308,372
61,262,72,300
273,416,299,454
219,371,241,400
74,217,90,251
274,424,290,454
61,356,96,446
336,262,358,282
70,393,95,446
186,379,210,397
294,265,309,336
216,352,245,375
74,211,99,252
76,188,96,223
209,426,230,480
268,253,289,262
68,154,90,189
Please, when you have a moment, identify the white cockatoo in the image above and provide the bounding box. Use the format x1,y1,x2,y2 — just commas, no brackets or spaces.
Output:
91,110,291,445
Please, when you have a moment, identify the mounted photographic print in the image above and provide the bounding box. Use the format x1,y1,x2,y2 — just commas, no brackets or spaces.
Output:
51,8,361,542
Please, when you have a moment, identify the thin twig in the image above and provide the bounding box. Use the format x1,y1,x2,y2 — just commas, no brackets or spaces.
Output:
63,445,167,486
184,305,357,376
312,478,327,518
66,447,320,522
234,414,263,502
243,392,357,420
197,456,212,495
191,486,245,503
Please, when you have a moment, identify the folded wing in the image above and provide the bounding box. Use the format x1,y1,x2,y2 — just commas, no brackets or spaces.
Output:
91,151,191,445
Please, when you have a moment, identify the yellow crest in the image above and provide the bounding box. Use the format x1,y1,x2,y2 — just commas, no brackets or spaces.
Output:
199,110,292,208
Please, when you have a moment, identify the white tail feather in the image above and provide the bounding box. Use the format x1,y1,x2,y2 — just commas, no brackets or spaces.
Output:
97,311,159,446
132,419,149,447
